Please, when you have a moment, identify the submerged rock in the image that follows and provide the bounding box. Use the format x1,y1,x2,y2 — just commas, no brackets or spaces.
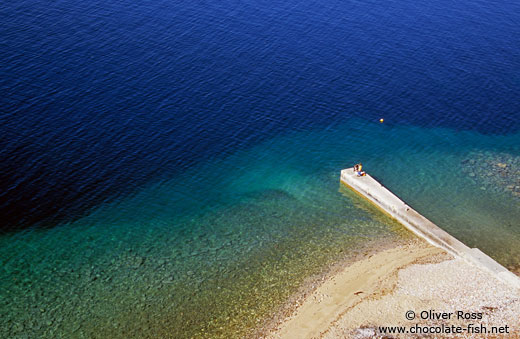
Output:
461,151,520,200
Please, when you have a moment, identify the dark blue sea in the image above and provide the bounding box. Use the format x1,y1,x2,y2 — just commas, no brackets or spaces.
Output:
1,0,519,337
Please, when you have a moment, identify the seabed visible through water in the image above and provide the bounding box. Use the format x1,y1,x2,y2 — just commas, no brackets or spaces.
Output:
1,122,519,338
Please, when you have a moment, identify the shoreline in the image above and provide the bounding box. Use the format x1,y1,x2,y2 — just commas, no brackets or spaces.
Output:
261,169,520,338
340,168,520,289
251,236,415,338
264,239,520,338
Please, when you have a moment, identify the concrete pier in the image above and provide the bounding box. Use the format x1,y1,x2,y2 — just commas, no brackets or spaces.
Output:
341,168,520,289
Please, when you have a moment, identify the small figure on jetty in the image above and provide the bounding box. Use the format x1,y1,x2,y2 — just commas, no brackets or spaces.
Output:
353,163,366,177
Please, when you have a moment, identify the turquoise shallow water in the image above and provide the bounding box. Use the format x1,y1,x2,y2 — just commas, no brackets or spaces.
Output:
3,0,520,337
1,120,519,338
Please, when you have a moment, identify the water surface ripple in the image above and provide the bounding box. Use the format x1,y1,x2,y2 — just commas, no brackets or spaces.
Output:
1,0,519,337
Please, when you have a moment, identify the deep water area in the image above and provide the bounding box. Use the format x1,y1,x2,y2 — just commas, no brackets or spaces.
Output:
1,0,519,337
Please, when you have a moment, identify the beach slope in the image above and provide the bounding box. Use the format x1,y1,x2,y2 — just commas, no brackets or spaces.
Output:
268,241,520,338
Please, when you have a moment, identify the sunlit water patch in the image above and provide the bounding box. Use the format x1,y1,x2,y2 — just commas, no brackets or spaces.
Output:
2,0,520,336
1,121,519,338
0,162,409,338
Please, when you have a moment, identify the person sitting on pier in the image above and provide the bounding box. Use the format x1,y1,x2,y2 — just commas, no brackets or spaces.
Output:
353,163,366,177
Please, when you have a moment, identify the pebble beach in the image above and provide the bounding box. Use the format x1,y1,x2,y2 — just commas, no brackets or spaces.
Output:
2,0,520,337
268,240,520,339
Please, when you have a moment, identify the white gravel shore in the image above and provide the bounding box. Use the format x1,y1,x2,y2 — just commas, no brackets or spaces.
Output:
325,253,520,338
268,240,520,339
